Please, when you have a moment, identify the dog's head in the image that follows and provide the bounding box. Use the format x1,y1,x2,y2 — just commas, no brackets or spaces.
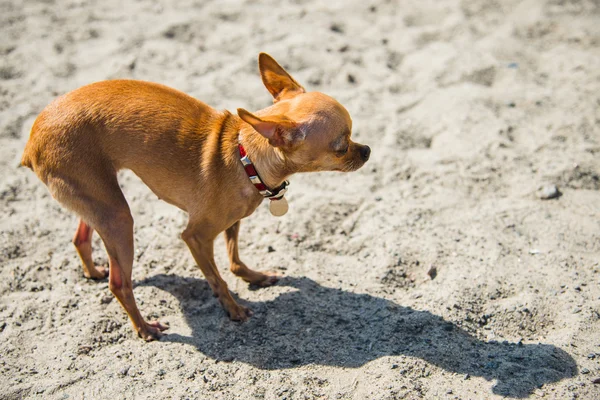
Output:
238,53,370,173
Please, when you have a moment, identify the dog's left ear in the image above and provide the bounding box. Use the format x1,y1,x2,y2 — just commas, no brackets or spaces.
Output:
238,108,305,148
258,53,305,103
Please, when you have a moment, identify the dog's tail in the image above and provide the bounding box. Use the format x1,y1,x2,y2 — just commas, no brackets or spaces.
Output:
20,130,35,170
20,118,39,170
20,151,32,169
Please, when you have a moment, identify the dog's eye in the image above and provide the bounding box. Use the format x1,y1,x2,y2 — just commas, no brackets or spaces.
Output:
336,146,349,157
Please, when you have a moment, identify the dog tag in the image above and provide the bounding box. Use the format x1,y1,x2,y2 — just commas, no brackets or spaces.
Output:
269,197,288,217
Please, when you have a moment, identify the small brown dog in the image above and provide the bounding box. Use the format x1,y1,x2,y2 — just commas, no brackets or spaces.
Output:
21,53,370,340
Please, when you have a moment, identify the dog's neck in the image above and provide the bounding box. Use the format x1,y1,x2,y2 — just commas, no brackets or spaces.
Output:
238,123,294,190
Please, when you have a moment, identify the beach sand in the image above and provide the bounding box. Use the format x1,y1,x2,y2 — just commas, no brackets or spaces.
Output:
1,0,599,398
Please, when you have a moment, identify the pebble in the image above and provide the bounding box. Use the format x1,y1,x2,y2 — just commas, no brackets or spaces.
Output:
592,377,600,384
267,246,275,253
330,23,344,33
100,296,113,305
581,368,590,374
587,353,596,359
537,184,561,200
427,266,437,280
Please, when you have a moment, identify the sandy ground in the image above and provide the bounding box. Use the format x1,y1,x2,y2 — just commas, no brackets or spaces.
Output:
1,0,600,398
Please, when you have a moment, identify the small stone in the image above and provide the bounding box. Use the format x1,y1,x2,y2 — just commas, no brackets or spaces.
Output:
391,364,398,369
267,246,275,253
100,296,113,305
592,377,600,384
427,266,437,280
587,353,596,359
581,368,590,374
446,389,453,394
464,374,471,380
157,369,166,376
330,23,344,33
119,366,130,376
347,74,356,84
537,184,561,200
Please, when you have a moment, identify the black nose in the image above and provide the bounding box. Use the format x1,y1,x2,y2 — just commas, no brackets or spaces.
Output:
360,145,371,161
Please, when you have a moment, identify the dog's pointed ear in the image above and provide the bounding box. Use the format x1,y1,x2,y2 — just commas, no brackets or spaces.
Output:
237,108,305,148
258,53,305,102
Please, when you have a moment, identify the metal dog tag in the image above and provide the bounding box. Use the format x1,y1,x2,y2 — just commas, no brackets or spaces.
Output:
269,197,288,217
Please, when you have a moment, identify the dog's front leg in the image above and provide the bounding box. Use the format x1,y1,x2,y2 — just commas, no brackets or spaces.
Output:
182,225,253,321
225,220,280,287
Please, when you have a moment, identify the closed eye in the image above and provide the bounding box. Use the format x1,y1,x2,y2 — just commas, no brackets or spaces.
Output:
335,146,349,157
331,130,350,156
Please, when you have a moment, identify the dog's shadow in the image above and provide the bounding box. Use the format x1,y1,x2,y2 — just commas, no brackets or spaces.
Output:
137,275,576,398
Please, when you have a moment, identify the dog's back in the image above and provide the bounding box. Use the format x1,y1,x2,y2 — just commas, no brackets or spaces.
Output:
22,80,215,175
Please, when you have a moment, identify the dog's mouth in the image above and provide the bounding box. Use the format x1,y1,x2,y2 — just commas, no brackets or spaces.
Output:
339,157,367,172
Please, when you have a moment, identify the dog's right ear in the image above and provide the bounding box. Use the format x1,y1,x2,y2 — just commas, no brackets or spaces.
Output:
238,108,305,148
258,53,305,103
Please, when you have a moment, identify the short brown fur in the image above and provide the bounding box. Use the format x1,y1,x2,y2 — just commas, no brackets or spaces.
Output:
21,53,370,341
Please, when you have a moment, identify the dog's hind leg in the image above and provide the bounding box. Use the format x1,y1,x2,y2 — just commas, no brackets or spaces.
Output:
73,219,108,279
47,171,167,341
97,210,168,341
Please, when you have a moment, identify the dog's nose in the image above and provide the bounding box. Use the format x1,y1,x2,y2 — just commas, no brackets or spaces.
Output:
360,145,371,161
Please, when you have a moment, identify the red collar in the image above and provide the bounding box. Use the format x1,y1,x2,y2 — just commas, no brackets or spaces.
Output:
238,144,289,200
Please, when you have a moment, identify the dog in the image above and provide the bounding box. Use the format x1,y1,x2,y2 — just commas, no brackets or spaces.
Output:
21,53,371,341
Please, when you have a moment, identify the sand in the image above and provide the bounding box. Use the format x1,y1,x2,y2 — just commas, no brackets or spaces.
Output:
1,0,599,399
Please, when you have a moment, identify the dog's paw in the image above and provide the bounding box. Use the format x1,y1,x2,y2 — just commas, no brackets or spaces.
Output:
83,266,109,280
248,271,281,288
138,320,169,341
226,304,253,322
